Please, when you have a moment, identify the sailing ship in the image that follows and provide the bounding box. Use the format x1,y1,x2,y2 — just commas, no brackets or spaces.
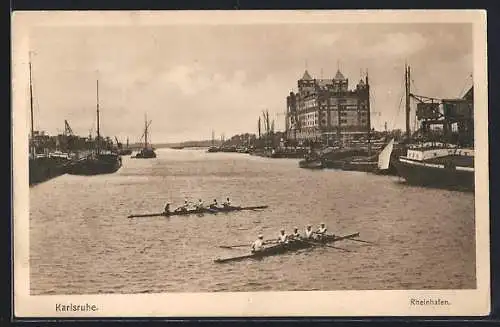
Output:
28,53,71,186
66,79,122,175
132,115,157,158
207,130,219,152
117,137,133,155
394,65,474,191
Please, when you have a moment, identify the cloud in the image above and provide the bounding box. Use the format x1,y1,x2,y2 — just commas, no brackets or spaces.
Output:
27,23,473,142
314,32,341,46
357,32,429,58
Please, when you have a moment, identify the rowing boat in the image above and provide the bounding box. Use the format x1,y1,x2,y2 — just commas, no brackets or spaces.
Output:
214,232,360,263
127,205,268,218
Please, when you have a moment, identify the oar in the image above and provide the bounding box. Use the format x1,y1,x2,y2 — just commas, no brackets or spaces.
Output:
128,212,165,218
346,238,376,245
301,239,352,253
219,244,248,249
322,244,352,252
219,239,278,249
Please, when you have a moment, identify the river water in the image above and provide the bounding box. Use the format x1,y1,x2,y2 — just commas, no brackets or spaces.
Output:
29,148,476,294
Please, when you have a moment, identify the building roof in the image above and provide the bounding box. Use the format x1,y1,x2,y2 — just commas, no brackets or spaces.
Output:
301,70,313,80
334,70,346,80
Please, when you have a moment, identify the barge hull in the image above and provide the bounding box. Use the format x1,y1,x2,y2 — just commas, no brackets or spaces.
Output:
394,158,474,192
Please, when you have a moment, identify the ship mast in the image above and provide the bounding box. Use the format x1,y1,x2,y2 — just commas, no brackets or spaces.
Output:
144,114,148,149
96,79,101,154
29,52,35,158
405,64,411,142
366,70,371,156
258,117,261,140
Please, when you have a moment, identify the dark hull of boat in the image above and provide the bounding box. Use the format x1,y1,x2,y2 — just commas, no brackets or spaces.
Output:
214,232,360,263
373,158,399,176
394,158,474,192
271,151,307,159
118,149,132,155
322,159,344,169
322,149,369,161
341,160,378,172
128,205,269,218
29,157,70,186
299,159,323,169
67,155,122,176
133,154,157,158
133,149,157,158
373,166,398,176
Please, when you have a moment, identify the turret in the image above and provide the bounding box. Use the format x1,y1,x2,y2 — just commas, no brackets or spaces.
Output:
333,69,348,93
298,70,315,95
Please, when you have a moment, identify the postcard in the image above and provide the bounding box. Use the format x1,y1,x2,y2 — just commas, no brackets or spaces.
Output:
12,10,489,317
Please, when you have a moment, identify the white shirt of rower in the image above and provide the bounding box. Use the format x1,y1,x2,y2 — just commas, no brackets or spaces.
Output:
278,232,288,243
305,228,313,239
318,226,327,234
251,238,264,252
224,198,231,206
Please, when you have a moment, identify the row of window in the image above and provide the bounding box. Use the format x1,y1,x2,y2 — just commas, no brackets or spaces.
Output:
339,111,368,116
296,110,368,117
299,104,368,110
299,118,368,127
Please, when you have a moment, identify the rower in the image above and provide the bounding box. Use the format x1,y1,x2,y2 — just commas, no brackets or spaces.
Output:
278,228,288,244
210,199,219,209
223,197,231,207
164,203,171,214
304,224,313,239
195,199,204,210
175,199,189,213
290,227,301,240
251,234,264,253
316,222,328,239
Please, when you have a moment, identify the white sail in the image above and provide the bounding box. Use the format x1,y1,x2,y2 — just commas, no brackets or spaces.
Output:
377,138,395,170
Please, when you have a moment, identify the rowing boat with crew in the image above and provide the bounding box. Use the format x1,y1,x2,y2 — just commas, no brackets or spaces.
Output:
128,204,268,218
214,232,361,263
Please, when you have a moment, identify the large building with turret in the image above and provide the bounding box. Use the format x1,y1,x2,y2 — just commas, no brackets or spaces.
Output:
285,69,371,145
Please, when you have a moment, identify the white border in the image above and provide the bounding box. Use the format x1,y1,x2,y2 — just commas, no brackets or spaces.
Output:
12,10,490,317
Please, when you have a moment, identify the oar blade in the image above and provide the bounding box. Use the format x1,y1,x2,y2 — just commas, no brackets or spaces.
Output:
218,244,249,249
128,212,165,218
348,238,376,245
214,253,255,263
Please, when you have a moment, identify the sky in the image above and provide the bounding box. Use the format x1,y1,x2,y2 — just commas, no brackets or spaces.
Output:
27,22,473,143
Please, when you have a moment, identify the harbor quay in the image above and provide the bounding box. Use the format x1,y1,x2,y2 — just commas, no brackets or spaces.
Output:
29,64,474,193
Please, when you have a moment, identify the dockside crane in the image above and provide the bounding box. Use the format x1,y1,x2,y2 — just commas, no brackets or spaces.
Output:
63,120,77,152
114,136,123,149
64,120,73,136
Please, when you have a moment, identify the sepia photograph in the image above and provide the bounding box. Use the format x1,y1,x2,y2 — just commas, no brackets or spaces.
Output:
12,10,489,317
